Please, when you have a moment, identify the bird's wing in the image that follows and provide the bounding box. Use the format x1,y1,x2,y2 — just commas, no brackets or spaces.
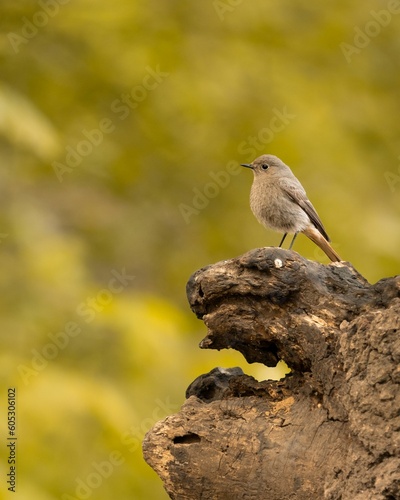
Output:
279,178,331,241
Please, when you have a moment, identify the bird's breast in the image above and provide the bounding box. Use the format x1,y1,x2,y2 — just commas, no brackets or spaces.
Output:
249,180,309,233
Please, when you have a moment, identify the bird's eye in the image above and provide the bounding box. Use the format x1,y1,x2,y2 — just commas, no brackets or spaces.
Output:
261,164,269,170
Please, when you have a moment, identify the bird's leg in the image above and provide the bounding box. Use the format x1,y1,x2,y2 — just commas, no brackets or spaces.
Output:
278,233,288,247
289,233,298,250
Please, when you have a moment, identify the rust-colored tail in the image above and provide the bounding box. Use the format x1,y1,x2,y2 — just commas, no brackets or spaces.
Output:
303,226,341,262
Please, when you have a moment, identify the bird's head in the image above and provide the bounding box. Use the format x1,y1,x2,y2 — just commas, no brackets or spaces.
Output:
241,154,287,177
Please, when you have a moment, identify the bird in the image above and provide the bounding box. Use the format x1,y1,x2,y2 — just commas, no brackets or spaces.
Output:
241,154,341,262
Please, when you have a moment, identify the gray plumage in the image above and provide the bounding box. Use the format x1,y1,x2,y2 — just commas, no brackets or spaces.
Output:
242,154,341,262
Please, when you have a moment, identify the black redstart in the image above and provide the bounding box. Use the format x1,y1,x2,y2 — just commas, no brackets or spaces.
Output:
241,154,341,262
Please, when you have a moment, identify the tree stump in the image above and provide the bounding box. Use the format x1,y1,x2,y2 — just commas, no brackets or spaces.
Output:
143,248,400,499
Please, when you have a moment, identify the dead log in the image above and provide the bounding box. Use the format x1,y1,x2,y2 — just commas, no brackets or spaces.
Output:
143,248,400,499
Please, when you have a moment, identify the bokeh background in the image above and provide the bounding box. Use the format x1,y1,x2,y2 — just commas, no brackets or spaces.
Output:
1,1,400,498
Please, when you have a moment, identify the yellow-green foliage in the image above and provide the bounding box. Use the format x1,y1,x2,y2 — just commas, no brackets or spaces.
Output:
0,0,399,498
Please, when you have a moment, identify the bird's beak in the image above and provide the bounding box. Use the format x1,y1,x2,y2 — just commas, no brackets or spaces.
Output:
241,163,253,169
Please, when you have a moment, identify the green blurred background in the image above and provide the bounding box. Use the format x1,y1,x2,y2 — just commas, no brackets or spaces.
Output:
0,1,399,498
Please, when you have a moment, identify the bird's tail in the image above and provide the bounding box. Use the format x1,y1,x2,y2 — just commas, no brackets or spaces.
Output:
303,226,341,262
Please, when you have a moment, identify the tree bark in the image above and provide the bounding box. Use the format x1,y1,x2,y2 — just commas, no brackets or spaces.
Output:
143,248,400,499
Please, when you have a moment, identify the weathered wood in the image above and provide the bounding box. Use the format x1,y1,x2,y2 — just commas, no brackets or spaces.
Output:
143,248,400,499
